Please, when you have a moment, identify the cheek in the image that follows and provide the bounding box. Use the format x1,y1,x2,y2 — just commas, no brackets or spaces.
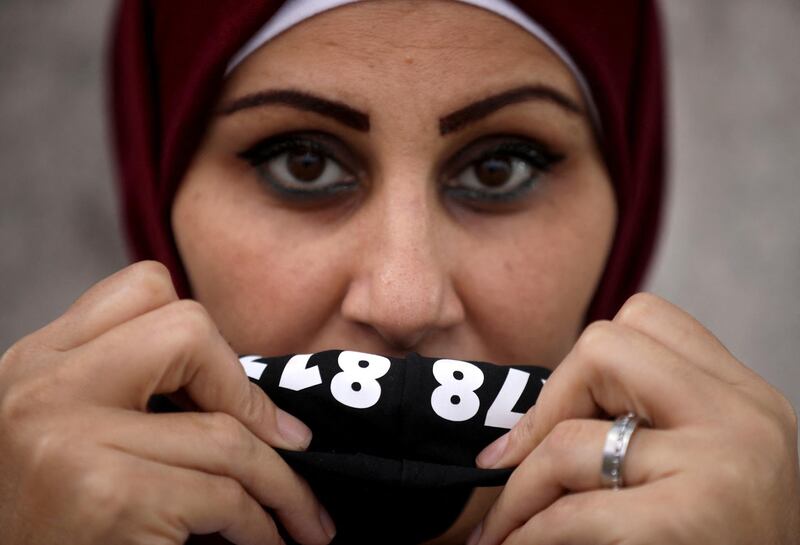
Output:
171,168,351,354
455,168,615,366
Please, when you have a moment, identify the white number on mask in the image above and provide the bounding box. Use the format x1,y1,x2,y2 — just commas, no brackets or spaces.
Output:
484,367,529,429
239,355,269,380
242,351,538,428
330,351,391,409
431,359,484,422
279,353,322,391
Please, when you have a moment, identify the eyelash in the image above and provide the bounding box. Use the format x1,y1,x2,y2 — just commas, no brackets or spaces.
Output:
238,132,564,205
444,139,563,204
238,134,359,199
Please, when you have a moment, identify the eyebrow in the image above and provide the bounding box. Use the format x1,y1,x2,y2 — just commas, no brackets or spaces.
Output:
439,84,583,135
218,84,581,136
218,89,370,131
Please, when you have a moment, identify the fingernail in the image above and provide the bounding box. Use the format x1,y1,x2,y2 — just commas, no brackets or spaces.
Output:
319,505,337,541
466,521,483,545
476,431,509,469
275,408,312,449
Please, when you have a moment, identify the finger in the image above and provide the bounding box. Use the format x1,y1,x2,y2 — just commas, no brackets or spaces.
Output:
36,261,178,351
613,293,755,385
102,409,335,545
176,472,281,545
614,294,788,420
478,320,729,469
136,457,285,545
474,419,678,545
494,487,655,545
68,299,313,451
71,451,282,545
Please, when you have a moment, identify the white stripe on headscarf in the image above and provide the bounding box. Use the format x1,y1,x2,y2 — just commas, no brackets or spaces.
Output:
225,0,600,129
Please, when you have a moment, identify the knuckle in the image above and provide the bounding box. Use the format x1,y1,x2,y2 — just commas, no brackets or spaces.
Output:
119,261,177,306
218,475,250,510
127,260,172,287
0,333,51,379
760,409,797,462
732,401,796,464
705,449,746,493
76,463,132,522
0,335,34,369
541,419,588,459
205,412,249,456
169,300,215,347
772,391,798,435
615,292,662,325
0,374,52,424
28,428,72,469
129,261,177,305
574,321,618,371
238,382,274,429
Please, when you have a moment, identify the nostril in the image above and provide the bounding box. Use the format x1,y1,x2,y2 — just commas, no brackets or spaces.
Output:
378,327,430,353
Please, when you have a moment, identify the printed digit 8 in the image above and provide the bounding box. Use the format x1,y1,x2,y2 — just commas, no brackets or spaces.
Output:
330,351,391,409
431,359,484,422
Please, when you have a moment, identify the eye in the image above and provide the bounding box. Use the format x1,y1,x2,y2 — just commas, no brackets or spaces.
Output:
445,137,564,203
239,133,358,197
457,155,534,194
266,146,349,191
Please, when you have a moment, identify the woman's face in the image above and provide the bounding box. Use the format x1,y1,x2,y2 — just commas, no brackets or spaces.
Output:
172,0,615,369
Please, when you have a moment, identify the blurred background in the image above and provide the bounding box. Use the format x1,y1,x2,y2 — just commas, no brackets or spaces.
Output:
1,1,799,413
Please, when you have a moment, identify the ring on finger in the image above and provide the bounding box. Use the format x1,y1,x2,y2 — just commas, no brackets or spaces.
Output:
600,412,649,490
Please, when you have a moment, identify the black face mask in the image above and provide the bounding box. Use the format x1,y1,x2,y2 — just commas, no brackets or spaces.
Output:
153,350,550,544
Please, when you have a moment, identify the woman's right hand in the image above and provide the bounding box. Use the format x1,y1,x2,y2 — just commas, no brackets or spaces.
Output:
0,261,336,545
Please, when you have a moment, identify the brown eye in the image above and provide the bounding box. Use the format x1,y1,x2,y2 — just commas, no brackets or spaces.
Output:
287,148,326,182
239,132,361,198
443,136,564,203
256,146,353,193
452,155,536,196
474,156,513,187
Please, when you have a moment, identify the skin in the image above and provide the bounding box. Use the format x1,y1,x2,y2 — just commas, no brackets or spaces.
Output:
174,2,612,540
173,2,613,366
0,2,797,545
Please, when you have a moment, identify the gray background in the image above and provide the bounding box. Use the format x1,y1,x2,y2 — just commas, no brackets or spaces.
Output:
1,1,799,413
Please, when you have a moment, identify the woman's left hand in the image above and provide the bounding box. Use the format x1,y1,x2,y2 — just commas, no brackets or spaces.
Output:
469,293,800,545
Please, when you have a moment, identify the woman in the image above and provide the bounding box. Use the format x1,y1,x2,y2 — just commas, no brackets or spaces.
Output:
0,0,797,544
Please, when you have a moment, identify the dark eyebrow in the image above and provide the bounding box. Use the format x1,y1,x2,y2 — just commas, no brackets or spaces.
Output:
439,85,583,135
218,89,370,132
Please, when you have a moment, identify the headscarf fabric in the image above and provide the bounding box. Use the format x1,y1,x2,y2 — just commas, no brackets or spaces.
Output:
110,0,666,325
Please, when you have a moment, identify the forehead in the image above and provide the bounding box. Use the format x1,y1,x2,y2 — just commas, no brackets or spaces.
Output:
221,0,584,111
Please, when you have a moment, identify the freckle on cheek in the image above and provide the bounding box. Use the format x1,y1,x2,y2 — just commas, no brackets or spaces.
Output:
404,56,414,64
190,187,205,203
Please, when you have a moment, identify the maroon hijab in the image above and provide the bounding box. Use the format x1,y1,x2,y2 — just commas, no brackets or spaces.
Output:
109,0,666,323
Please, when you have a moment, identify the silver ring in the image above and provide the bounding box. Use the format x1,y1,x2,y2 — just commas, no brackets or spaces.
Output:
600,412,648,490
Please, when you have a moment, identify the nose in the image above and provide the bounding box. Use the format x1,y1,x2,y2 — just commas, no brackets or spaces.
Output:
340,183,464,351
